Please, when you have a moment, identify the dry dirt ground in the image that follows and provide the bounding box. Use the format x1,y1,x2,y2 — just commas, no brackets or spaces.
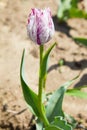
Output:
0,0,87,130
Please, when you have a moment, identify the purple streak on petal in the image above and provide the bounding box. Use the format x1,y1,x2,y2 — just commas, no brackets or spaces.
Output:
28,19,30,24
36,13,42,45
37,27,41,45
32,9,35,15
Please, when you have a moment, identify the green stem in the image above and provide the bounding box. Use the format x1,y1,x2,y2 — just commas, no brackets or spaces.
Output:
40,45,47,89
38,45,43,103
40,45,43,66
38,45,49,127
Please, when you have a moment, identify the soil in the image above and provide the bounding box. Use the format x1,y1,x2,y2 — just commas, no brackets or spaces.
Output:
0,0,87,130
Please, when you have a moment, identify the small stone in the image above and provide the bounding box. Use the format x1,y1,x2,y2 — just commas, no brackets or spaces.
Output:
77,113,83,119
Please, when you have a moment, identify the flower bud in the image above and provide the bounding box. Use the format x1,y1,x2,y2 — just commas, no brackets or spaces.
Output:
27,8,54,45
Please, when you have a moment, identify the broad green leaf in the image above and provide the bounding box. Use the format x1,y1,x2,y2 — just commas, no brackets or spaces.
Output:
73,37,87,47
44,125,61,130
66,89,87,98
46,76,78,122
69,8,87,19
41,43,56,79
57,0,72,21
71,0,78,8
65,113,77,129
36,119,62,130
40,43,56,88
20,50,41,118
36,119,43,130
51,116,72,130
57,0,87,22
46,86,64,122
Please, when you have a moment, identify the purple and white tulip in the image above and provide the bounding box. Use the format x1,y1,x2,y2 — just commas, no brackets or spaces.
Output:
27,8,54,45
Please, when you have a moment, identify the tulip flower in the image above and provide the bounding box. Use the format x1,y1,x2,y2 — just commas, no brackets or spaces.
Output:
27,8,54,45
20,7,78,130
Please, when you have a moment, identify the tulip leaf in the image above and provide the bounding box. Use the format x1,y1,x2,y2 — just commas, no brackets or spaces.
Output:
44,126,61,130
57,0,87,22
73,37,87,47
20,49,41,118
46,76,78,123
40,43,56,88
66,89,87,98
57,0,72,21
69,8,87,19
65,113,77,129
51,116,72,130
36,119,43,130
71,0,78,8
